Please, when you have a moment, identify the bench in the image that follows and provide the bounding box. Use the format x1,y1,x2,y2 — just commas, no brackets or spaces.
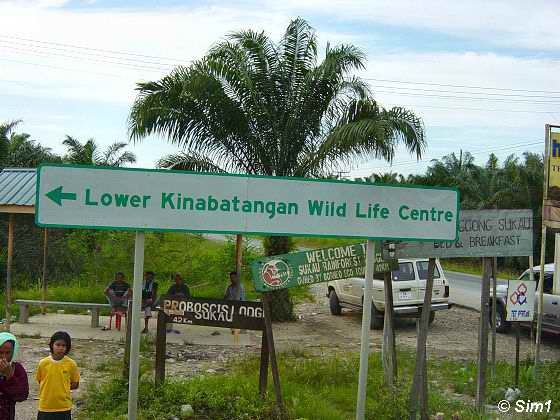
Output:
14,300,112,328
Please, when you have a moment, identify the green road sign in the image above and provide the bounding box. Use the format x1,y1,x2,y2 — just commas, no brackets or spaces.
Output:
251,243,398,292
36,164,459,240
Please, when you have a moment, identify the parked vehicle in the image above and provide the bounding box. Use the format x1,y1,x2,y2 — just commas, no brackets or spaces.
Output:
326,259,450,329
491,264,559,334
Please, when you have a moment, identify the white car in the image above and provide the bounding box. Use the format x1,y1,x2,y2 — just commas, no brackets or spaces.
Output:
492,263,560,333
327,258,450,329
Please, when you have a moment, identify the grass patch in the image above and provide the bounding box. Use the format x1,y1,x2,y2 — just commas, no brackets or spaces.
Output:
292,236,363,250
438,357,560,419
78,351,491,420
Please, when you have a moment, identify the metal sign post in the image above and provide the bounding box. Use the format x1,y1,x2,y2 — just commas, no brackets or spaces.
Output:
505,277,536,389
127,231,145,420
356,240,375,420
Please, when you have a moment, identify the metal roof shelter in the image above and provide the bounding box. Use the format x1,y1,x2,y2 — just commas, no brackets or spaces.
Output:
0,168,47,331
0,168,36,214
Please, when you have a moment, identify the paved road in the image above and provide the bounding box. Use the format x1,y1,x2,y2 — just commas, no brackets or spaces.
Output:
447,270,508,310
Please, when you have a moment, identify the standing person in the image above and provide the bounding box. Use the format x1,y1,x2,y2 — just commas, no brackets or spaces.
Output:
103,272,131,331
224,271,245,344
165,273,190,334
0,333,29,420
36,332,80,420
141,271,158,334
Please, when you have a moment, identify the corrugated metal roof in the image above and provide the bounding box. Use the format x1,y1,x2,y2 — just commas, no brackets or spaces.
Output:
0,168,36,207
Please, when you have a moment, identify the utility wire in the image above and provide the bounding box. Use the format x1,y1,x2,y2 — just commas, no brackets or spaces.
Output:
369,83,560,100
373,89,560,105
0,39,179,68
360,141,543,170
2,35,558,97
352,141,543,175
0,34,190,64
383,102,557,115
0,44,171,72
363,77,560,95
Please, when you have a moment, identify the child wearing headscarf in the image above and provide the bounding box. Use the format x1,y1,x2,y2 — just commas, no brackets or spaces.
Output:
0,332,29,420
36,331,80,420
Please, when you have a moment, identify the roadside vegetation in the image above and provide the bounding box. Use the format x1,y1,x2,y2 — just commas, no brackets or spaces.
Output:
0,232,311,320
78,348,560,420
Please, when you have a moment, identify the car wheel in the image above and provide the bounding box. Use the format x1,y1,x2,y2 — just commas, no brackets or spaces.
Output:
491,304,511,333
329,290,342,315
428,311,435,325
370,304,383,330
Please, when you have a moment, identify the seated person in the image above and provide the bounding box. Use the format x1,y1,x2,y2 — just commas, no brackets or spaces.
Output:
165,273,190,334
166,273,190,298
141,271,158,334
104,272,131,330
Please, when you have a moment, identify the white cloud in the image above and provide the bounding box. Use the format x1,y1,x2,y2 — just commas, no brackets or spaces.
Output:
268,0,560,51
0,1,557,173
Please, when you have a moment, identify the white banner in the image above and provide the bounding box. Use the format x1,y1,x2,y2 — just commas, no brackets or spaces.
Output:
386,209,534,258
36,165,459,240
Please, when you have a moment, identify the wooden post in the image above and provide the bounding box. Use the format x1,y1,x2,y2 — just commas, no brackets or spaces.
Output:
235,234,243,300
529,256,535,359
258,332,269,398
476,257,492,411
382,271,397,389
535,224,546,379
41,228,49,315
515,323,520,388
418,320,429,420
262,293,283,410
155,310,167,386
408,258,435,420
5,214,14,331
491,257,497,379
123,302,133,380
235,234,243,273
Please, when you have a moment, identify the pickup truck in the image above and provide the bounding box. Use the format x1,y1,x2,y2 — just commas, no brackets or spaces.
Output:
492,263,560,333
327,258,450,329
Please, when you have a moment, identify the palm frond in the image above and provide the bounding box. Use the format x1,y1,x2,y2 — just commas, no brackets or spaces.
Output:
0,119,22,140
157,151,226,172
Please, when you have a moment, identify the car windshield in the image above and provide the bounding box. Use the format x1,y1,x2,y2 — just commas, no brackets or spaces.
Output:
392,262,415,281
521,270,553,294
416,261,441,280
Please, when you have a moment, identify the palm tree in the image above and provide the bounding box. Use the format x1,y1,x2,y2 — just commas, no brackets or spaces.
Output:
425,150,481,209
128,18,426,320
62,135,136,167
0,120,60,168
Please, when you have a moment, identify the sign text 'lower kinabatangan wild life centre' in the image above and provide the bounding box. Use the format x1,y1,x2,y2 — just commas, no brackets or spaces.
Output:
36,165,460,240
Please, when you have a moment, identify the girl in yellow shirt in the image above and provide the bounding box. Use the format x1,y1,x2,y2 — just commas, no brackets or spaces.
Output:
35,332,80,420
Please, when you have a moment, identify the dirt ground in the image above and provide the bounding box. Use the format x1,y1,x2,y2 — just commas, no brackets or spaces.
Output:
11,283,560,419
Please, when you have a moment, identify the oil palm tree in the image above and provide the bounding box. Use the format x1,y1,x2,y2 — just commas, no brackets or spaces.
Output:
62,135,136,167
425,150,481,209
0,120,60,168
129,18,426,319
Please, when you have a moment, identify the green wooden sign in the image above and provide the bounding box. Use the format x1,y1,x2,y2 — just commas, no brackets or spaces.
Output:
251,242,398,292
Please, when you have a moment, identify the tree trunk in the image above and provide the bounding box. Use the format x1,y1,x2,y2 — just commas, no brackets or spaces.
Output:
263,236,294,321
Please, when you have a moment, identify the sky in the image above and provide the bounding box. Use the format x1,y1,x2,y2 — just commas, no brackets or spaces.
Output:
1,0,559,178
